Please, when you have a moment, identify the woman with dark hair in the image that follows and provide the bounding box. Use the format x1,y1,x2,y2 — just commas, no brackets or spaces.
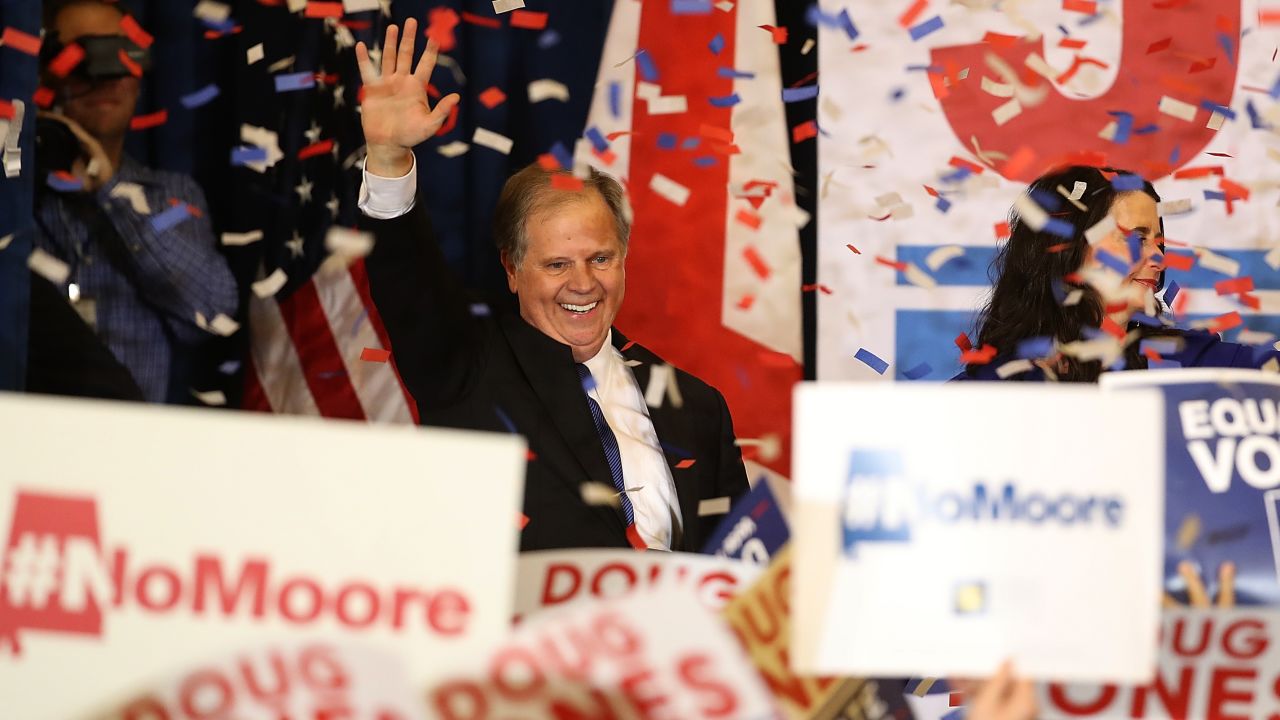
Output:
958,165,1277,381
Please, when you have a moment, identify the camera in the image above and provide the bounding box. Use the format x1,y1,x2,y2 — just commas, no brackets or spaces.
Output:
40,34,152,83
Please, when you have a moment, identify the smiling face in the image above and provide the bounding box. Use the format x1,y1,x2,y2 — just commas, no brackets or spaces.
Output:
51,2,140,143
503,191,626,363
1087,191,1164,322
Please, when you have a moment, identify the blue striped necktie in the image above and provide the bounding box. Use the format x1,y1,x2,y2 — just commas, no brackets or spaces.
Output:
575,363,636,525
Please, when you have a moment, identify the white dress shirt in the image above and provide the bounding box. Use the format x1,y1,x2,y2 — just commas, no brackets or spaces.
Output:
358,164,684,549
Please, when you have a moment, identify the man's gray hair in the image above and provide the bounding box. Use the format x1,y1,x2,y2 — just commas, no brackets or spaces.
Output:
493,163,632,268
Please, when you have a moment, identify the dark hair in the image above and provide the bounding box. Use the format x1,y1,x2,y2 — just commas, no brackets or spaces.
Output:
493,163,631,268
43,0,126,34
968,165,1165,382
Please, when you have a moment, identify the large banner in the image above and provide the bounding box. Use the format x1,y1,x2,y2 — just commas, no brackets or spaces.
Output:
1103,369,1280,605
792,383,1164,681
0,394,525,720
816,1,1280,381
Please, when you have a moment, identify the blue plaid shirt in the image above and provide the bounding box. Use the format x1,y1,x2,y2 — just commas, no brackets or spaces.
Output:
34,156,237,402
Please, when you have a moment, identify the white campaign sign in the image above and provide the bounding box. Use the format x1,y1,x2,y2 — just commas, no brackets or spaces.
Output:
792,383,1164,682
0,393,526,720
513,549,763,619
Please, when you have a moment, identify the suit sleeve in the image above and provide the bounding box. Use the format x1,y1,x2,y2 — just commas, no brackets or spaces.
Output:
712,390,750,501
362,200,486,410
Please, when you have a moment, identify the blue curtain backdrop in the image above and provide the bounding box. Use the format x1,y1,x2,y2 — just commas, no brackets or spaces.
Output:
0,0,817,394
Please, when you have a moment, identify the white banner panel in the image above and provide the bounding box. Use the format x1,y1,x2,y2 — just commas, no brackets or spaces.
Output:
0,394,525,720
816,1,1280,382
792,383,1163,682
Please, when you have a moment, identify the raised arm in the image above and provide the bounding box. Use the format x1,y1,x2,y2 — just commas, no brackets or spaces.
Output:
356,21,484,410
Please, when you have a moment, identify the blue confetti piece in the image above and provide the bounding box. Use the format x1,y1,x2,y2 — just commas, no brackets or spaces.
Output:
218,360,241,375
1096,249,1130,275
1150,358,1183,370
902,362,932,380
657,133,678,150
1270,74,1280,100
889,87,906,102
1133,123,1159,135
150,204,191,233
935,196,951,213
1051,278,1068,304
709,92,742,107
805,5,841,28
1043,217,1075,239
854,348,889,375
1111,173,1145,191
1126,231,1142,263
200,17,236,33
351,307,369,336
781,85,819,103
692,156,718,167
584,126,609,153
549,141,573,170
1016,336,1053,358
636,49,659,82
1199,99,1235,120
494,406,517,434
1246,99,1271,130
1107,110,1133,145
908,15,944,41
1169,144,1182,165
717,67,756,80
1217,32,1235,65
608,81,622,119
1141,338,1180,355
180,84,220,109
1030,188,1061,212
708,33,725,55
941,710,965,720
837,9,859,40
274,71,315,93
681,137,702,150
231,145,267,165
1057,24,1070,36
1204,189,1227,202
580,373,597,393
46,173,83,192
1164,279,1181,307
537,29,561,49
671,0,711,14
469,303,491,316
905,63,942,73
941,166,971,184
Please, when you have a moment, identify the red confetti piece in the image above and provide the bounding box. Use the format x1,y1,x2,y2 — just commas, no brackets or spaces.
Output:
736,294,755,310
1214,14,1234,33
1063,0,1097,14
517,512,530,530
994,221,1010,240
736,208,762,230
700,124,734,143
1219,178,1250,201
949,692,966,708
1057,37,1087,50
461,11,501,28
425,7,460,52
1239,293,1261,310
801,283,834,295
1172,165,1223,179
592,146,617,165
434,104,458,137
509,10,548,30
675,459,696,469
955,333,973,352
898,0,928,28
536,153,560,171
1163,252,1194,271
32,86,55,108
626,524,647,551
47,43,85,78
792,120,817,143
1146,37,1172,54
981,31,1021,48
960,345,998,364
1,26,42,56
360,347,391,363
1046,242,1071,253
743,246,771,279
118,15,154,49
478,86,506,109
875,256,907,271
758,24,788,44
118,49,143,78
550,174,584,192
1215,276,1254,295
1100,316,1126,340
129,110,168,131
846,244,861,254
0,99,13,120
621,340,636,352
1143,346,1164,363
949,156,985,174
1208,311,1242,333
304,1,343,18
298,139,334,160
1260,10,1280,24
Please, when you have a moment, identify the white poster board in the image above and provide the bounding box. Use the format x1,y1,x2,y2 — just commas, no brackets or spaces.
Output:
792,383,1163,682
0,394,525,720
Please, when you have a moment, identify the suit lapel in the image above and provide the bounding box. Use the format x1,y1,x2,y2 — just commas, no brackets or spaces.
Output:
614,331,702,552
499,315,627,537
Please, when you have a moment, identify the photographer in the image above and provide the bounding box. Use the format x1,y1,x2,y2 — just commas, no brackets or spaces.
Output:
34,0,236,403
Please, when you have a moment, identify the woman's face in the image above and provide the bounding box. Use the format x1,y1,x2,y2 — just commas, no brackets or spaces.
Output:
1085,191,1164,322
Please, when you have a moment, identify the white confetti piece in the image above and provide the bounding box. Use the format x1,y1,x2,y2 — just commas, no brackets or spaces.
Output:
109,182,151,215
646,94,688,115
221,230,264,246
1157,199,1192,217
1098,121,1117,142
1014,194,1049,231
1084,215,1117,245
801,38,815,55
1063,289,1084,306
491,0,525,13
1070,181,1087,200
580,482,620,507
1196,247,1240,276
925,245,964,271
1158,96,1197,122
193,0,231,23
1263,358,1280,374
437,141,470,158
267,55,295,73
889,203,914,220
240,124,283,172
635,81,660,101
1206,111,1226,130
191,389,228,406
251,268,288,298
472,127,514,155
0,233,12,250
980,76,1015,98
903,263,937,289
28,248,69,284
875,192,903,207
246,43,264,65
1056,184,1086,211
1265,246,1280,271
996,358,1034,379
714,0,734,10
325,226,374,258
1238,329,1277,346
644,363,671,408
528,79,570,103
286,0,306,11
698,496,732,516
650,173,690,206
1024,53,1058,83
343,0,379,11
992,97,1022,126
196,312,241,336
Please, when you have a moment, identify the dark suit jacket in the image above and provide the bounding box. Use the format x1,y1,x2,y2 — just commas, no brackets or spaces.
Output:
363,201,749,551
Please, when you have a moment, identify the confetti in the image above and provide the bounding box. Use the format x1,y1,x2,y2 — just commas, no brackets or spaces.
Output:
908,15,944,41
478,86,507,108
251,268,288,298
1264,247,1280,271
109,182,151,214
0,27,42,56
991,98,1023,126
1195,248,1240,276
221,230,263,246
675,458,697,469
342,0,380,11
649,173,690,206
1215,276,1253,295
231,145,268,166
528,79,570,103
47,43,85,77
180,84,220,109
325,226,374,258
996,358,1034,379
1157,199,1192,216
902,362,932,380
581,482,621,508
359,347,392,363
491,0,526,13
193,1,232,23
708,33,725,55
925,245,964,271
437,141,469,158
781,85,819,103
150,203,192,233
743,246,771,279
191,389,228,406
472,127,514,154
1158,96,1198,122
27,248,70,284
274,71,316,93
697,496,730,515
854,348,889,375
304,1,343,18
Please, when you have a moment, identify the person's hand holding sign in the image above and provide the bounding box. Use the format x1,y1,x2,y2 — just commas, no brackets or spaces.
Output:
1164,560,1236,608
966,662,1038,720
355,18,460,178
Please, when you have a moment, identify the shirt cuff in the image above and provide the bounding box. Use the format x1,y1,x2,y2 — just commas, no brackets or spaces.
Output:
358,153,418,219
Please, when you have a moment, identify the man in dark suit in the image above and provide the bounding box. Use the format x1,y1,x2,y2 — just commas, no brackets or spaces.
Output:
353,20,748,552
